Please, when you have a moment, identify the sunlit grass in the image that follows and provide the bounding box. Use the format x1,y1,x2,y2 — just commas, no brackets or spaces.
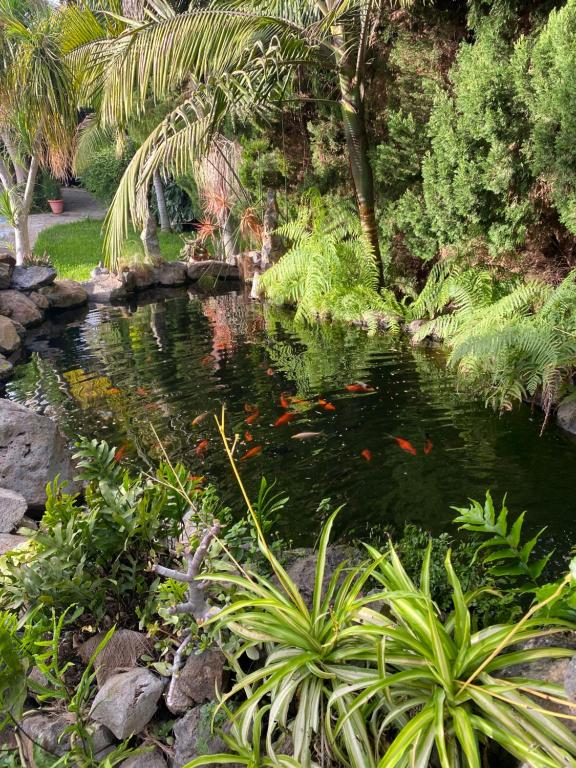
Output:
33,219,184,281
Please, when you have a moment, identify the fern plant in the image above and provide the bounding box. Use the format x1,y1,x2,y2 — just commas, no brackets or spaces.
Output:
260,191,403,330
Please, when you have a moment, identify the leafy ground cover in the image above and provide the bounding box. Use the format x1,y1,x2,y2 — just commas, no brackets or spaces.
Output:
33,219,184,281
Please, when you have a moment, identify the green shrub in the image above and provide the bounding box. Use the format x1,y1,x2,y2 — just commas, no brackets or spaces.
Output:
79,143,133,204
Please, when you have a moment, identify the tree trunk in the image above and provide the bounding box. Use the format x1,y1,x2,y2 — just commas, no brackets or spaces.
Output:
13,215,31,266
153,169,171,232
219,208,236,264
141,203,162,265
12,155,39,266
261,187,282,267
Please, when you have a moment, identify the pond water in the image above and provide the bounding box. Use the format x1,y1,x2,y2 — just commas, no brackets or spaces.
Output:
4,287,576,553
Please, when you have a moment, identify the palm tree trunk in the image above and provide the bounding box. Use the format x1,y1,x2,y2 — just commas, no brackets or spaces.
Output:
153,169,171,232
219,208,236,264
141,203,162,265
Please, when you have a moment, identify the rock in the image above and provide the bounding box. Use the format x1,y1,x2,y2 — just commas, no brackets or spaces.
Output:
187,260,240,282
89,668,164,740
0,290,43,326
28,291,50,311
21,713,73,758
0,533,27,555
130,265,157,291
501,632,576,732
40,279,88,310
0,399,80,510
166,647,227,714
557,399,576,436
0,262,13,290
77,630,153,688
0,316,20,354
0,487,27,533
153,261,188,286
172,705,235,768
84,273,132,303
11,265,57,291
283,545,363,609
120,749,168,768
0,251,16,267
0,354,13,382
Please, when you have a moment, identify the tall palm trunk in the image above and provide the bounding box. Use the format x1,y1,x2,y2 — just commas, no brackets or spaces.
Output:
0,154,39,266
153,169,171,232
332,22,384,288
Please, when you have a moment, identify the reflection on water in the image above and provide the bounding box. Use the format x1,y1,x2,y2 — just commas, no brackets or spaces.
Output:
5,288,576,550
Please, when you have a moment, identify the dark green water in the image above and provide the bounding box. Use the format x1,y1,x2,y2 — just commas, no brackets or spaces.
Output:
4,287,576,551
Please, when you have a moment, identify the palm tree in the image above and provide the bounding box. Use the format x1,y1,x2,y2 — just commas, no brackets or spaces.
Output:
0,0,75,265
66,0,395,285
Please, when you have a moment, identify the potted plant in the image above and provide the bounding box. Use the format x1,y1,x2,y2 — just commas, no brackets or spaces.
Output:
45,176,64,214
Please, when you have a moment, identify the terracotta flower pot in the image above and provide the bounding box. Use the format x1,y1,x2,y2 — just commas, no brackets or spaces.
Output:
48,199,64,215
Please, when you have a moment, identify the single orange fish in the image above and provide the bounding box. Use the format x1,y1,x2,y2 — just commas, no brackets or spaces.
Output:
274,412,295,427
244,431,254,442
394,436,417,456
322,402,336,412
318,398,327,406
424,436,433,455
192,411,210,426
246,408,260,425
280,392,291,409
346,383,375,393
136,386,149,397
266,368,275,376
188,475,205,484
114,443,128,462
240,445,263,461
108,387,121,395
195,439,209,458
244,403,255,413
361,449,373,462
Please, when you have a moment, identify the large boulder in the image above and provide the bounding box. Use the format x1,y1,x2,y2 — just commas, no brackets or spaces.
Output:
0,251,15,267
153,261,188,286
120,749,168,768
186,260,240,282
40,279,88,310
557,399,576,436
89,668,164,740
0,532,27,555
0,354,13,382
11,265,57,291
0,316,20,354
0,290,43,326
84,273,134,303
166,647,227,714
172,705,235,768
28,291,50,311
0,399,80,510
0,262,13,290
0,487,27,533
76,630,153,688
21,715,114,762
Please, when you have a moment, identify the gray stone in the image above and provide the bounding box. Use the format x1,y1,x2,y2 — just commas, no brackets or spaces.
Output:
0,262,13,289
186,260,240,282
0,354,13,381
84,273,131,303
21,713,73,758
166,647,227,714
0,252,15,267
11,265,57,291
557,399,576,436
0,533,27,555
153,261,187,286
130,265,157,291
0,487,27,533
0,399,80,509
0,290,43,326
0,316,20,354
89,668,164,740
76,629,153,688
120,748,168,768
283,545,363,610
172,705,235,768
28,291,50,310
40,279,88,309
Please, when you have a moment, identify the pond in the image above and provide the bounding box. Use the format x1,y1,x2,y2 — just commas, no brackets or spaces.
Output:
3,286,576,553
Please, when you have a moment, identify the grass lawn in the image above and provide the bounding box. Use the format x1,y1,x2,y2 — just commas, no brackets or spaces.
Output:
33,218,184,281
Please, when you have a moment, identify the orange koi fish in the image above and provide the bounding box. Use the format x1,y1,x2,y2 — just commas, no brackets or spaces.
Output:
266,368,275,376
424,436,433,455
114,443,128,462
244,431,254,442
280,392,291,409
240,445,263,461
192,411,210,426
246,408,260,425
188,475,205,484
322,402,336,412
274,412,295,427
361,449,373,462
318,399,327,406
244,403,255,413
136,387,149,397
195,439,209,458
346,382,375,393
394,436,417,456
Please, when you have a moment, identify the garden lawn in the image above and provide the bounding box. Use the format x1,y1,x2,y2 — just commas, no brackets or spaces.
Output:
33,218,184,281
